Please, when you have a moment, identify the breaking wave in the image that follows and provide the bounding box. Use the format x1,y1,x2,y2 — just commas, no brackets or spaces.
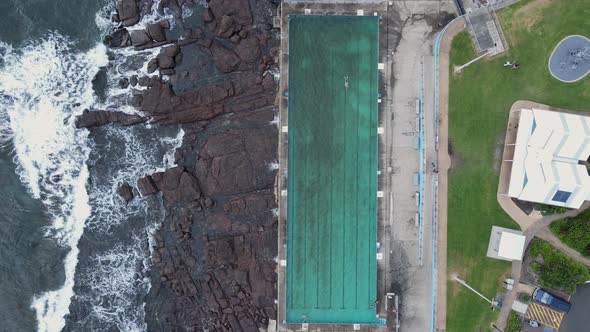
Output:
0,34,107,332
0,1,194,330
0,20,184,332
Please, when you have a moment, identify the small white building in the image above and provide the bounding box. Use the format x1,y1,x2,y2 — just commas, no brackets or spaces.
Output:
507,108,590,209
486,226,526,261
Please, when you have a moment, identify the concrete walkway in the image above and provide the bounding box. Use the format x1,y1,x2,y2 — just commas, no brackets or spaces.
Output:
434,16,466,332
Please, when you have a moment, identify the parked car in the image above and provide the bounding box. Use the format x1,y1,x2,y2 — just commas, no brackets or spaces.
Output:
532,288,571,313
528,320,539,327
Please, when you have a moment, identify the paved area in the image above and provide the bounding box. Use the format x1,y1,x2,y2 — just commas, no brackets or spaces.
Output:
383,2,455,332
560,283,590,332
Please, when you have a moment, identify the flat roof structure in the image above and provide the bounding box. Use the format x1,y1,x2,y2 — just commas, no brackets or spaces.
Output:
486,226,525,261
507,108,590,209
286,15,382,325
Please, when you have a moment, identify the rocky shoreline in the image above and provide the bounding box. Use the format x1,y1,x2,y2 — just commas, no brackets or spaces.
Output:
79,0,280,330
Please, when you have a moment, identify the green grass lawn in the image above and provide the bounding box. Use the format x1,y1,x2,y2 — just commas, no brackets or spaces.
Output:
446,0,590,330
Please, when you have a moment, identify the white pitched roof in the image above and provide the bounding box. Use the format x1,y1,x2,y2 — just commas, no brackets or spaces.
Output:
508,108,590,208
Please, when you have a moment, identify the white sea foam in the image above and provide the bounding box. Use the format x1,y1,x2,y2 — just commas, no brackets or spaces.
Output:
270,113,279,127
267,161,279,171
75,124,182,330
160,128,184,170
1,1,192,330
79,236,151,331
86,125,184,233
0,34,107,332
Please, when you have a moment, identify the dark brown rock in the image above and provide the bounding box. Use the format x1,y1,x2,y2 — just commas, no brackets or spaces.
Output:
147,23,166,42
160,68,175,76
129,75,138,86
129,29,152,46
134,40,175,51
209,0,252,26
234,36,260,63
116,0,139,26
147,58,158,73
118,78,129,88
159,19,170,29
105,28,129,48
174,52,183,65
157,53,175,69
151,167,201,203
163,45,180,57
137,175,159,196
203,8,214,22
196,36,213,48
216,15,235,38
117,182,134,202
98,2,282,330
75,109,145,128
210,41,241,73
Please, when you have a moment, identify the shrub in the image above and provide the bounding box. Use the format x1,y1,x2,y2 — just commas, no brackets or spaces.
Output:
550,209,590,257
518,293,531,303
528,238,590,293
505,311,522,332
537,204,569,216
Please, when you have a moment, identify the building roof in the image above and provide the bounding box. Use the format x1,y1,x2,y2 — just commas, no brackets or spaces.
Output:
486,226,525,261
508,108,590,208
526,301,564,329
498,232,526,261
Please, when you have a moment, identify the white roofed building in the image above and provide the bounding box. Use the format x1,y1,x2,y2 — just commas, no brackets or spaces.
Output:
486,226,526,261
507,108,590,209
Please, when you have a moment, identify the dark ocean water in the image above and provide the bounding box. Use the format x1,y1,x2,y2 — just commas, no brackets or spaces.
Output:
0,149,67,331
0,0,190,331
0,0,104,49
